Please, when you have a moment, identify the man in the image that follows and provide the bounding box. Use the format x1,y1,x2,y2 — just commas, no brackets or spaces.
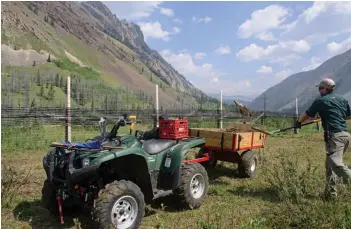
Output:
296,78,351,198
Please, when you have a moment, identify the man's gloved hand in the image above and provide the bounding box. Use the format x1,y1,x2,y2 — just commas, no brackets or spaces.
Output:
295,120,302,129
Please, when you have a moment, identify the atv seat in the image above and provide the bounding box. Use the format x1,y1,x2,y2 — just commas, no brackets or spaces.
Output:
143,139,177,155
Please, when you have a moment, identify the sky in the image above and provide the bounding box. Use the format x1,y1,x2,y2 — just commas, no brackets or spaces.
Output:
103,1,351,99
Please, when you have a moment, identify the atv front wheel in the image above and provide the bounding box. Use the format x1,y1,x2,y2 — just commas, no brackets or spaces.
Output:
93,180,145,229
175,163,209,209
238,150,258,178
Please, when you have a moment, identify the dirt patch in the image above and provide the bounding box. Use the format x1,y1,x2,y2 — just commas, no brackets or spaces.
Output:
1,44,55,66
64,50,86,67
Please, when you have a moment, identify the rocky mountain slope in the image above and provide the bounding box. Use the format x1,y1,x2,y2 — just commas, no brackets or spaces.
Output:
81,2,202,96
249,49,351,113
1,1,211,109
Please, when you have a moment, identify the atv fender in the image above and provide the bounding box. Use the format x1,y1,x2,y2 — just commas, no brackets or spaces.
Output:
161,138,205,190
90,147,148,167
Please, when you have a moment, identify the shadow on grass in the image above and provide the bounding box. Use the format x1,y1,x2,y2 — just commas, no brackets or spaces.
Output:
227,186,280,203
207,164,241,184
145,194,197,217
13,200,95,229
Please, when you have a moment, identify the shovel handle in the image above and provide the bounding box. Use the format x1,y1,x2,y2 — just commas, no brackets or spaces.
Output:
274,119,321,134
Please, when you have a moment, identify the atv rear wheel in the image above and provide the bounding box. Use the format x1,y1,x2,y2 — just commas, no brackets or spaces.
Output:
238,150,258,178
41,180,58,214
175,163,209,209
93,180,145,229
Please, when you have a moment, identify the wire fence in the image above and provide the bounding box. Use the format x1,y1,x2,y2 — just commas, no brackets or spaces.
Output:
1,105,314,153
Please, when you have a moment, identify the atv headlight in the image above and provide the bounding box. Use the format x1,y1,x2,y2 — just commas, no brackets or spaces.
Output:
82,158,90,167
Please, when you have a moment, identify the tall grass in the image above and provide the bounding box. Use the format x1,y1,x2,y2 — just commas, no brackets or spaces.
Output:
260,148,351,229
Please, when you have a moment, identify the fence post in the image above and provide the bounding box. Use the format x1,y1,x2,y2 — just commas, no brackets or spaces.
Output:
220,90,223,129
156,84,159,128
65,76,71,142
263,93,266,125
294,98,299,134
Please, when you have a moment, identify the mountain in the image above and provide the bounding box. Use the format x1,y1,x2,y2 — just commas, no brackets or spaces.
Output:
207,93,253,106
1,1,213,109
249,49,351,113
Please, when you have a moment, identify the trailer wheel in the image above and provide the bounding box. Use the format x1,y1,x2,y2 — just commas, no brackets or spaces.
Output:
238,150,258,178
196,148,217,168
175,163,209,209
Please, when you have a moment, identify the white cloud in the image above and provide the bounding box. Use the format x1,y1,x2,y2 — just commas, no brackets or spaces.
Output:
275,69,292,79
215,44,231,55
211,77,219,83
160,7,174,17
256,31,277,41
194,52,206,60
104,1,162,20
302,57,322,71
173,18,182,24
172,27,181,34
192,16,212,24
237,5,290,39
281,2,351,44
269,54,301,66
159,49,222,79
159,49,236,94
236,40,310,63
326,36,351,55
137,21,170,41
256,65,273,74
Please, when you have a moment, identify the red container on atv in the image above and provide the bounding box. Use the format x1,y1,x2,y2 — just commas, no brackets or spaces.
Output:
159,119,189,139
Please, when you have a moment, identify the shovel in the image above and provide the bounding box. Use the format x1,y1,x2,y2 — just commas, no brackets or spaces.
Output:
252,119,321,135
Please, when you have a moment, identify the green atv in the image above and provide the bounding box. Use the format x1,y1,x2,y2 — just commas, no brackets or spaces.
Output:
42,117,209,229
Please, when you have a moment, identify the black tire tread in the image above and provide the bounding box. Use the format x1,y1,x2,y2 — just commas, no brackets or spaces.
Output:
175,163,209,209
195,148,217,168
41,180,58,214
93,180,145,229
238,150,258,178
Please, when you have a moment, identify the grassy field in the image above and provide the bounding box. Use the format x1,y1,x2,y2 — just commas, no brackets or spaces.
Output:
1,121,351,229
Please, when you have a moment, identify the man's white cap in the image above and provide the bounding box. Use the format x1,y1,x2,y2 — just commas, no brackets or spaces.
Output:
316,78,336,89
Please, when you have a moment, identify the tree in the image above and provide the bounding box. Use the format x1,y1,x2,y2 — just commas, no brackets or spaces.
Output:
36,69,41,86
24,75,29,110
91,90,95,111
150,74,153,82
30,99,36,109
47,54,51,62
38,84,44,97
59,76,64,88
32,60,36,67
55,73,60,87
104,95,108,110
47,84,55,101
50,18,54,27
44,15,48,23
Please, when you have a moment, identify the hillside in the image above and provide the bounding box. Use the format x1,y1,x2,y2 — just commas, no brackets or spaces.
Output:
249,49,351,113
1,1,216,110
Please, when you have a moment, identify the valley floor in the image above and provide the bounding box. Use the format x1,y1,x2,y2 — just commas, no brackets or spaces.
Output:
2,127,351,229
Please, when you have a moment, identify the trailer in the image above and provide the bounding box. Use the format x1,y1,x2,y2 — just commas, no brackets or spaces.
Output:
186,125,267,178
